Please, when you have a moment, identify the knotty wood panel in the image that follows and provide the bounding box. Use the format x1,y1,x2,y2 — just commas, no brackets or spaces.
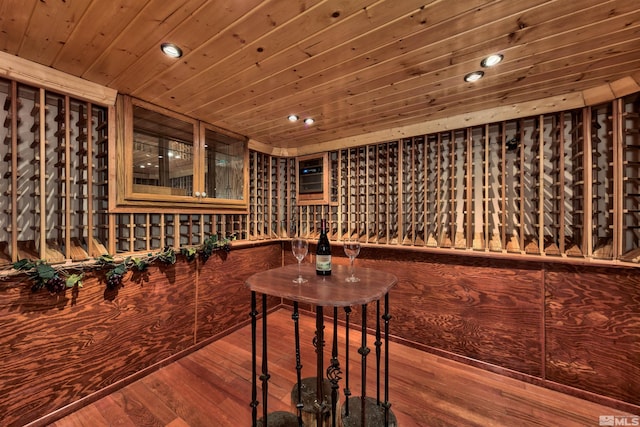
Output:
306,247,639,410
291,246,543,377
0,243,284,427
196,243,282,342
358,248,543,376
0,264,195,427
545,263,640,407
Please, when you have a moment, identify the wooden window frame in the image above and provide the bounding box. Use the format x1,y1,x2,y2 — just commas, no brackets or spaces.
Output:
112,95,249,213
296,152,329,205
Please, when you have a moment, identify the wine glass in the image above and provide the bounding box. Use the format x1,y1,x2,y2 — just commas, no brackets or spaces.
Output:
344,238,361,282
291,238,308,283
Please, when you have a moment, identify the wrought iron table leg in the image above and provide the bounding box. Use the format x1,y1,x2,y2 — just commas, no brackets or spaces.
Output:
375,300,382,406
344,306,352,417
292,302,304,426
314,306,325,427
359,303,370,427
260,295,270,425
327,306,342,427
383,293,392,426
250,291,258,427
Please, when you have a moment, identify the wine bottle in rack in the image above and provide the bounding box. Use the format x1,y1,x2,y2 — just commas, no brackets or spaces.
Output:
316,219,332,275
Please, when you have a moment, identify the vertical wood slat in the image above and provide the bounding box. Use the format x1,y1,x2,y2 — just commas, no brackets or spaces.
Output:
538,115,545,255
254,152,259,239
558,113,566,255
86,102,94,256
10,81,18,262
159,213,166,250
519,119,526,253
466,128,473,249
410,137,424,245
128,213,134,250
268,156,273,238
397,139,404,246
367,144,380,243
484,124,490,251
285,158,290,238
222,212,228,240
336,151,342,239
107,103,117,255
348,151,353,238
108,213,116,255
436,133,442,246
397,138,410,244
145,213,151,250
353,148,357,239
385,144,390,244
424,137,430,247
450,131,455,248
38,88,46,260
583,107,593,257
252,152,257,239
199,213,205,243
613,98,624,259
283,158,289,238
64,95,72,259
501,122,506,252
366,145,372,243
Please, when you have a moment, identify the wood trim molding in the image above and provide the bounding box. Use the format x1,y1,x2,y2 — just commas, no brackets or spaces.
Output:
0,51,117,106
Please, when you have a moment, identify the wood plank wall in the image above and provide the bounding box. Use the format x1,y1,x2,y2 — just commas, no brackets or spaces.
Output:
0,243,282,427
1,242,638,426
288,244,640,415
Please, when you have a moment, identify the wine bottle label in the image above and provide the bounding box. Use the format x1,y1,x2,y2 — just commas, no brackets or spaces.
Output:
316,255,332,272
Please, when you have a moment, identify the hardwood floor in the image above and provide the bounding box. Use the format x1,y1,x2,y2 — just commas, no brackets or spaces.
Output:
51,309,635,427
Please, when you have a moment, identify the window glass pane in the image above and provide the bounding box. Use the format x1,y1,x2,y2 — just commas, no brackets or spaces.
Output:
204,128,244,200
132,105,193,196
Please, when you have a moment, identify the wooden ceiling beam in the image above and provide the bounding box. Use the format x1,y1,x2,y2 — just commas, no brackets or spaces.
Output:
0,51,117,106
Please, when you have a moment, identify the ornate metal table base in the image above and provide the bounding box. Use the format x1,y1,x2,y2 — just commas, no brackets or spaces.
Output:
290,377,333,427
340,397,398,427
246,264,397,427
257,411,300,427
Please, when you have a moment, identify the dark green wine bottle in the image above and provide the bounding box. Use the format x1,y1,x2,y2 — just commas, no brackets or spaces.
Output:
316,219,331,275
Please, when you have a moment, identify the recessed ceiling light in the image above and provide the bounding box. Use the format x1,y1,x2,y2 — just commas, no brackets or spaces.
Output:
464,71,484,82
304,118,314,125
288,114,299,122
161,43,183,58
481,54,504,67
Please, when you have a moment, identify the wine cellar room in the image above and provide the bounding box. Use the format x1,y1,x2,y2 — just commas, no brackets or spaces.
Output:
1,1,640,426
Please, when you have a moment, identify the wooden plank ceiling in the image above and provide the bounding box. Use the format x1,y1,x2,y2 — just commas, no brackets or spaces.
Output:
1,0,640,151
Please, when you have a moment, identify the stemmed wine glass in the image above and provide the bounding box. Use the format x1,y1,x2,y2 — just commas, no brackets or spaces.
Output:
344,238,361,282
291,238,308,283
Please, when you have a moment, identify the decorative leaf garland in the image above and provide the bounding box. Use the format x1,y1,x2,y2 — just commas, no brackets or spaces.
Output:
11,235,232,294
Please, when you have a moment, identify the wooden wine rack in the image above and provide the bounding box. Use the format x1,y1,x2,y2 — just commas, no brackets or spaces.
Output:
0,79,109,267
293,98,640,265
247,153,296,240
619,93,640,262
2,70,640,269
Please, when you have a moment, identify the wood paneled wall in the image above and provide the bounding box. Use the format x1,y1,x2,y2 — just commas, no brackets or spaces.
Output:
545,264,640,406
1,242,638,426
297,246,639,414
0,243,282,427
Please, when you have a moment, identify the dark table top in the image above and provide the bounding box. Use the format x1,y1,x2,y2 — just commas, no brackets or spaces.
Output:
245,263,397,307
